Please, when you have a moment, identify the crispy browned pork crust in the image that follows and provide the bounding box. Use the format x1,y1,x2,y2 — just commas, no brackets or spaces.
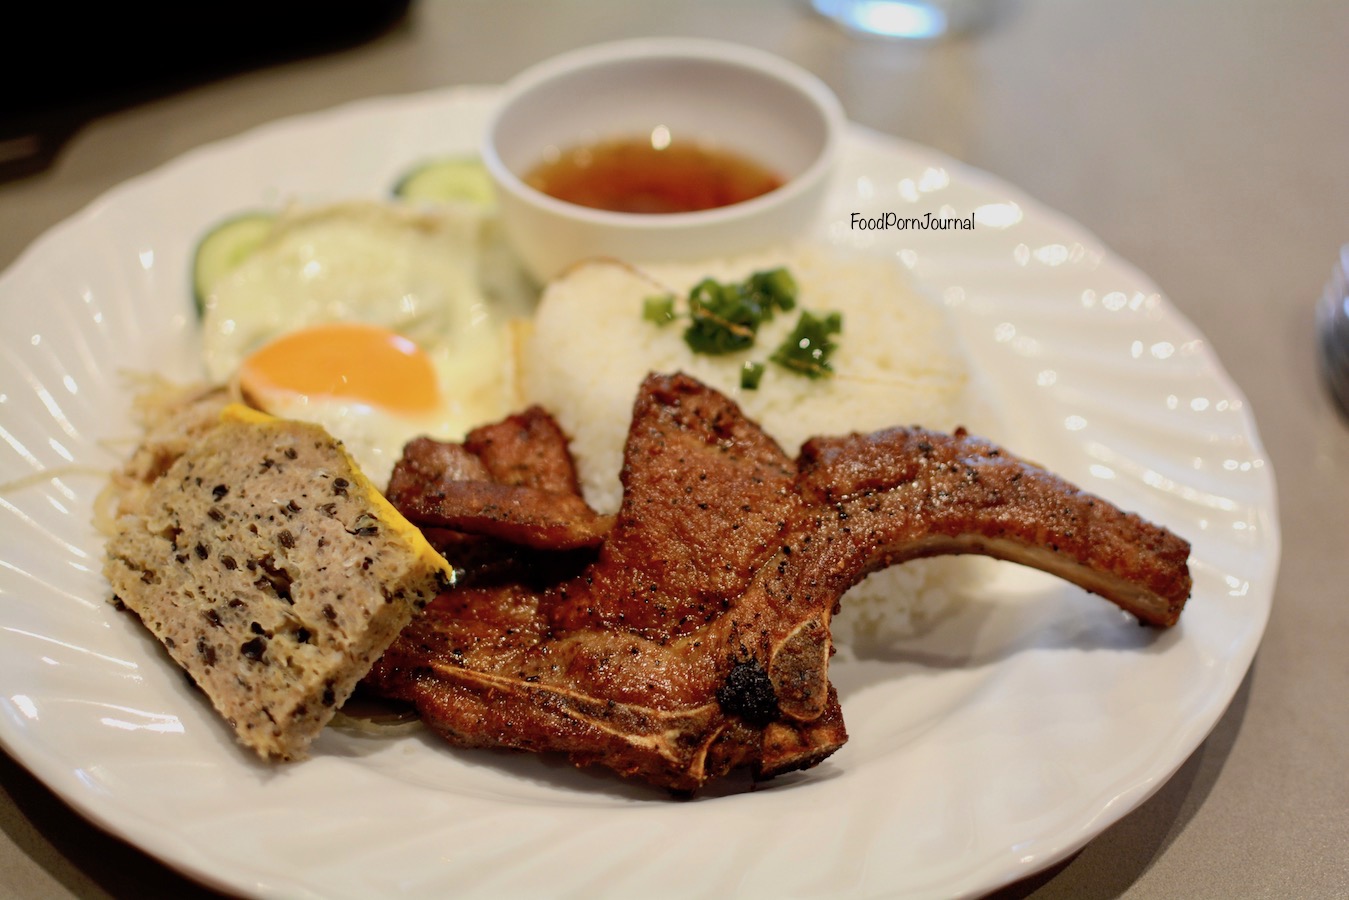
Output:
365,373,1191,792
388,410,613,552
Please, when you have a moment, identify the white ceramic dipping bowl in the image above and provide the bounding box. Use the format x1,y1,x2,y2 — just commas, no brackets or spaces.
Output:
481,38,845,283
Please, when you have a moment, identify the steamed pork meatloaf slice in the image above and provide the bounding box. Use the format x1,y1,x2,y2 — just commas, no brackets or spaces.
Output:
103,403,455,760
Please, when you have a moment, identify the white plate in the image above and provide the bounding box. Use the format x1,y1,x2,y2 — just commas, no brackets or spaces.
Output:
0,87,1278,899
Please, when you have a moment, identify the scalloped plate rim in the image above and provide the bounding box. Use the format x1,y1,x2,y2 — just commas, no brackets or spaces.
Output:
0,85,1279,900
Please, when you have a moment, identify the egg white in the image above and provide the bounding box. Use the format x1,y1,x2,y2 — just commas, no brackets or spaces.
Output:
202,200,534,485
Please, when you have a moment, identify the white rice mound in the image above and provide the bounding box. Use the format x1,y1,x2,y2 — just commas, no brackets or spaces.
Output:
520,245,999,646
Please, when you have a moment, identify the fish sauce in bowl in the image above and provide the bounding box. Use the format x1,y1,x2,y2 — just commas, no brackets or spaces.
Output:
482,38,844,281
524,136,785,214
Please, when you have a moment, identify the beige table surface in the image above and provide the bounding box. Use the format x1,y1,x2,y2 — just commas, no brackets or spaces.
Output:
2,1,1346,897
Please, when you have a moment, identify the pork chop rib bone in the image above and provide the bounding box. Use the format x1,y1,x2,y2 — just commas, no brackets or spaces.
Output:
365,373,1191,792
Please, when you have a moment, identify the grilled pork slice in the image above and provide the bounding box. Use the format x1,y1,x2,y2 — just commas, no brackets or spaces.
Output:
792,427,1192,629
387,407,607,552
366,373,1191,791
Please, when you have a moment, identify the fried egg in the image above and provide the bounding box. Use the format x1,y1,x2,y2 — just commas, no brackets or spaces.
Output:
201,201,533,485
235,321,483,486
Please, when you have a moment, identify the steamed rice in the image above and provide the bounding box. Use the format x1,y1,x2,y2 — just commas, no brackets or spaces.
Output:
520,244,999,645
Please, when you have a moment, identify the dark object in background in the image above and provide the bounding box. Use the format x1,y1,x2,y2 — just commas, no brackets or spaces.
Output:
0,1,411,181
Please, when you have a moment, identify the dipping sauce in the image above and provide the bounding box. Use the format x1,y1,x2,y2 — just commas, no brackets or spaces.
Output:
525,136,784,214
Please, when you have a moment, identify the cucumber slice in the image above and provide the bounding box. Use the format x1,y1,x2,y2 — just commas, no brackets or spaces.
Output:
393,157,495,207
192,212,275,315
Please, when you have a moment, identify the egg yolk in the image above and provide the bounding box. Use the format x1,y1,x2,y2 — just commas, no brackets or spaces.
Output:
237,322,440,416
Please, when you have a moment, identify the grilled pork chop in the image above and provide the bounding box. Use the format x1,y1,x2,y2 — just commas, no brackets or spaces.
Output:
365,373,1191,792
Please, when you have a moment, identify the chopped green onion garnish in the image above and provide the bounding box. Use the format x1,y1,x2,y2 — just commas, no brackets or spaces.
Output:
770,310,843,379
685,278,759,354
744,267,798,316
639,266,841,381
643,294,677,326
